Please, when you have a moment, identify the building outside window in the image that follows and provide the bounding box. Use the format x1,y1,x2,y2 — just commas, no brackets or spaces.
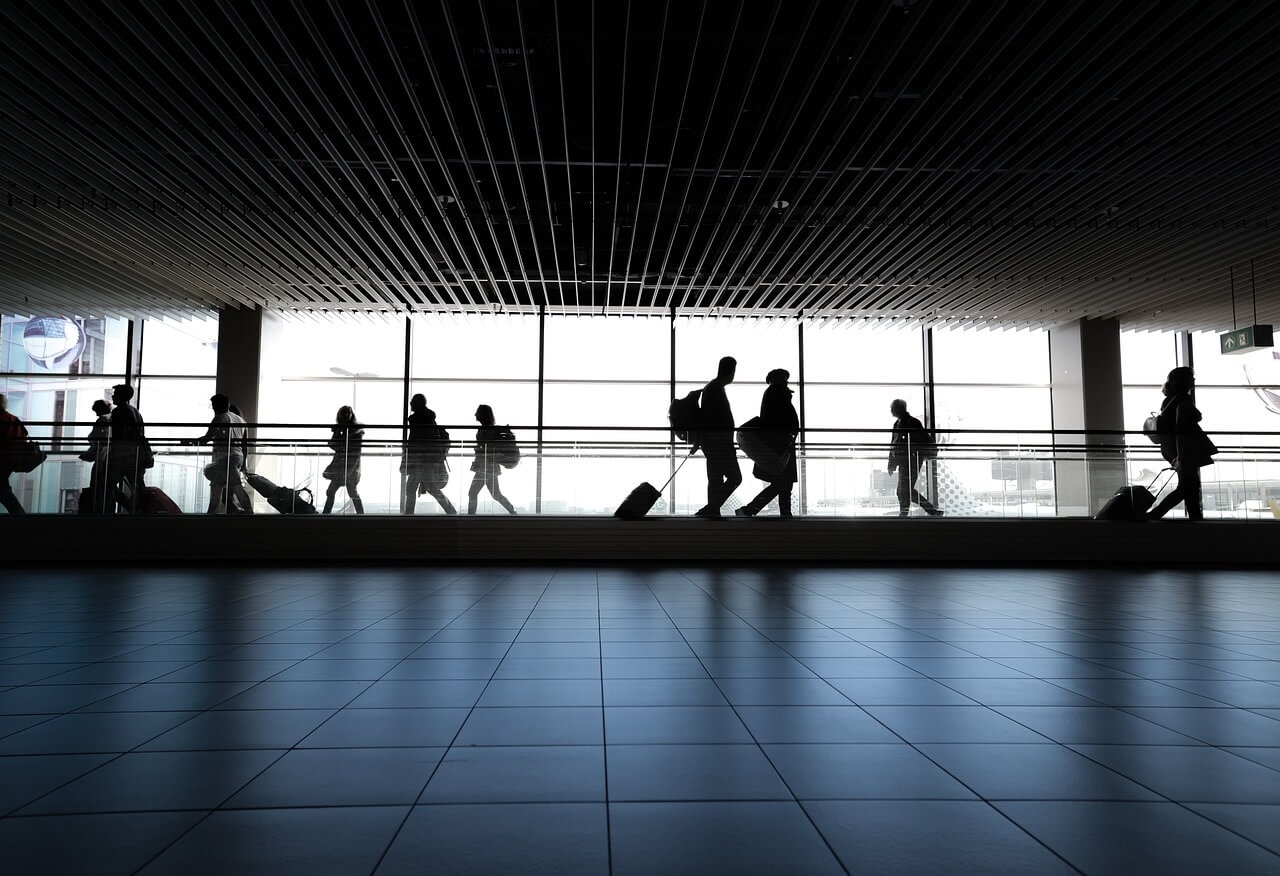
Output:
0,314,129,513
931,327,1053,516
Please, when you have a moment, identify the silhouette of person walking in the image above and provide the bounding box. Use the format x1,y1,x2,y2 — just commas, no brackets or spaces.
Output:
736,368,798,517
403,393,456,515
105,384,148,514
0,393,30,514
1148,366,1216,520
79,398,112,513
322,405,365,514
695,356,742,518
467,404,516,514
888,399,942,517
184,393,253,514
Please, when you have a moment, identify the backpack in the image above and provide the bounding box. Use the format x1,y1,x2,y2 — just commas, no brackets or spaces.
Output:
668,389,703,443
492,426,520,468
427,424,452,460
1142,411,1162,444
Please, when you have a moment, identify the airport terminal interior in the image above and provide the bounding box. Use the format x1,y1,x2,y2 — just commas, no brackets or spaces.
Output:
3,1,1280,873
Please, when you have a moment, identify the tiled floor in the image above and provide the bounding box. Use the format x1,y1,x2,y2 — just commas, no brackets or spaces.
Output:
1,565,1278,875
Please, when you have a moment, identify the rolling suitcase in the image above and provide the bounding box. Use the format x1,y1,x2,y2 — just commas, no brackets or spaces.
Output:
616,482,662,520
1095,468,1173,521
139,486,182,514
614,451,694,519
245,471,318,514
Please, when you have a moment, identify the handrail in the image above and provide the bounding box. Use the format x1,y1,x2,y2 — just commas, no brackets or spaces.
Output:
17,418,1280,439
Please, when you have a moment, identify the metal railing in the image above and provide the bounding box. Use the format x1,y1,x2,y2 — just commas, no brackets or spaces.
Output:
6,421,1280,519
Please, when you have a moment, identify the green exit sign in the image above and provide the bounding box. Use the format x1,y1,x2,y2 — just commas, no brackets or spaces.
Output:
1220,324,1275,355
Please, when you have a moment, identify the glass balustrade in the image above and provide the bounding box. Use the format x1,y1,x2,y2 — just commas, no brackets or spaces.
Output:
6,422,1280,519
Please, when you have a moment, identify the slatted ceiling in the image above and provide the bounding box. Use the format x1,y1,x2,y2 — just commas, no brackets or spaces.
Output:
1,2,1277,330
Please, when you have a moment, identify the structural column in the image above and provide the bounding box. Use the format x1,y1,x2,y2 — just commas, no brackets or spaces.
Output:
214,305,271,423
1048,318,1125,515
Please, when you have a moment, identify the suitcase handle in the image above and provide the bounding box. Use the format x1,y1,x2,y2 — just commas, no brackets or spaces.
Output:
657,450,696,493
1148,467,1176,495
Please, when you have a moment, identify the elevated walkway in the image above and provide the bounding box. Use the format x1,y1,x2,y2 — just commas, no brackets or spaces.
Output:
11,515,1277,567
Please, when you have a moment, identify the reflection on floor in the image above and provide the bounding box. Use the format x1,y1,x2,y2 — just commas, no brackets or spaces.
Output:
1,566,1278,874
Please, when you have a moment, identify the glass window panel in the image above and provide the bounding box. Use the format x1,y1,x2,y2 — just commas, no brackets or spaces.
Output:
1239,348,1280,419
544,315,669,380
1121,330,1179,386
140,316,219,376
274,314,407,380
259,314,407,454
412,313,538,379
135,377,218,446
404,381,539,434
1191,330,1267,387
804,323,923,383
1193,387,1280,447
932,327,1049,384
264,377,405,437
801,449,895,518
803,384,926,433
0,376,118,436
933,386,1053,436
674,317,798,387
540,448,674,515
2,315,127,375
542,382,671,445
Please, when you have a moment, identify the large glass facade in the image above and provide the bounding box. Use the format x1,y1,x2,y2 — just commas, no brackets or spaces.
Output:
4,311,1277,517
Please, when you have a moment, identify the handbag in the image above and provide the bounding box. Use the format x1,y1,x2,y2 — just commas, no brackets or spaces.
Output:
14,440,47,473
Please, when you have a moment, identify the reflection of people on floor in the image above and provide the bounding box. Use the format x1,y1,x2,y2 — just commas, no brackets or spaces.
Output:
737,368,798,518
695,356,742,519
888,399,942,517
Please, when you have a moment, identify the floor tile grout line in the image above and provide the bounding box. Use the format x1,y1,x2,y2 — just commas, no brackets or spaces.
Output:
594,569,616,876
653,569,854,876
367,567,556,876
37,570,469,874
2,565,1279,871
672,570,1125,875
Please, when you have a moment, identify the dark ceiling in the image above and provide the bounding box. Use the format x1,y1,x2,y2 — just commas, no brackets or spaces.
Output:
2,0,1279,329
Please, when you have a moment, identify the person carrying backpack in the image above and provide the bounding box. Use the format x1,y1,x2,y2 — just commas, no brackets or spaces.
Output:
467,404,517,514
402,393,456,515
887,398,943,517
694,356,743,519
